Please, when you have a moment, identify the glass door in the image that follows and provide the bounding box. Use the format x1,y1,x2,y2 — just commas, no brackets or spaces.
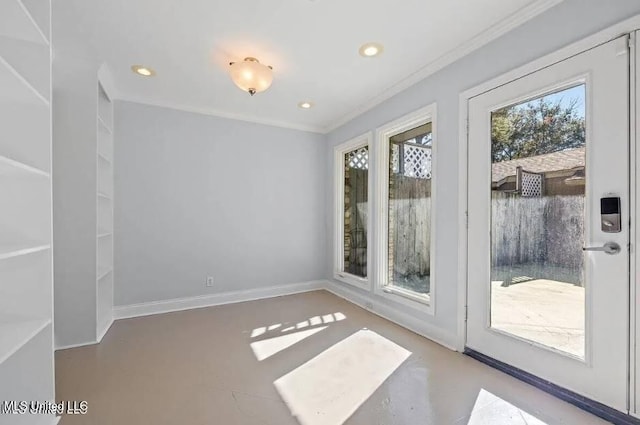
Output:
467,35,629,411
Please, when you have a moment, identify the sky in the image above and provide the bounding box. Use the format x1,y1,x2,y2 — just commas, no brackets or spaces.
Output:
516,84,586,118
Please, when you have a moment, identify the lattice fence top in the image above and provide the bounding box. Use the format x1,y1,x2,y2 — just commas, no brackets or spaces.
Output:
404,146,432,179
391,144,432,179
346,146,369,170
418,133,432,146
520,170,543,197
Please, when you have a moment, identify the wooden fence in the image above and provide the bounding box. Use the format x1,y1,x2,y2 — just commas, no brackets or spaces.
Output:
491,193,584,285
389,175,431,280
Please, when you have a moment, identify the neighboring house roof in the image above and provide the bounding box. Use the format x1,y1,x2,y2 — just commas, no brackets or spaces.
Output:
492,147,585,182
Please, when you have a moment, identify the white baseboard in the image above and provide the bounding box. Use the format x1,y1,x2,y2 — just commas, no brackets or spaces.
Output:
97,317,114,343
55,340,98,351
55,318,114,351
64,279,458,354
113,280,326,320
324,281,459,351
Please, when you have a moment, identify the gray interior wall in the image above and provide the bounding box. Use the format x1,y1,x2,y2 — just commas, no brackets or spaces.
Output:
114,101,326,306
325,0,640,344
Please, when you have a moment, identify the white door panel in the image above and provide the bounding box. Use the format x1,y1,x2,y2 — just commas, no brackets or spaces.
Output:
467,36,629,411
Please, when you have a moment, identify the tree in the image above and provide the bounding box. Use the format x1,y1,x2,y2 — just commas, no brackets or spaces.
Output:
491,97,585,162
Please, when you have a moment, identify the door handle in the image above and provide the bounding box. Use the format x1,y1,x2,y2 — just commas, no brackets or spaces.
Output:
582,242,621,255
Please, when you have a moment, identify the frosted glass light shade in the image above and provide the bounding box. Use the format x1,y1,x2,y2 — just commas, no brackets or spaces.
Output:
229,57,273,96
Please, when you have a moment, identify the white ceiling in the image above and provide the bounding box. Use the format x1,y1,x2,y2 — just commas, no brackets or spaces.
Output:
54,0,561,133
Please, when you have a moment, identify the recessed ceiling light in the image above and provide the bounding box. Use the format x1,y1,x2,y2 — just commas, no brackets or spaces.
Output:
359,42,384,58
298,101,313,109
131,65,156,77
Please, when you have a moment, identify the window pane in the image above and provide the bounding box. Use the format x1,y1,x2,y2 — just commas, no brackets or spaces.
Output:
388,123,432,296
343,146,368,278
490,84,586,358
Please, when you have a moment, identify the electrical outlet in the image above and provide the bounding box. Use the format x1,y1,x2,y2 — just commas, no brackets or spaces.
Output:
206,276,214,287
365,301,373,310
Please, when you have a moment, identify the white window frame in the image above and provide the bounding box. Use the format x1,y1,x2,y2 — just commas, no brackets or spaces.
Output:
334,132,373,290
375,104,437,314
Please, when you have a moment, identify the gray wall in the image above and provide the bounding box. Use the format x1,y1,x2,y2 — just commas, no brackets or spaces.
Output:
325,0,640,343
114,101,326,306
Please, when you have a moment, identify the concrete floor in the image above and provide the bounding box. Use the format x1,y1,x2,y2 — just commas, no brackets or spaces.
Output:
492,279,585,358
56,290,607,424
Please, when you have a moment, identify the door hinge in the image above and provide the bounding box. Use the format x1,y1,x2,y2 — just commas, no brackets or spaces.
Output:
464,305,468,322
465,211,469,229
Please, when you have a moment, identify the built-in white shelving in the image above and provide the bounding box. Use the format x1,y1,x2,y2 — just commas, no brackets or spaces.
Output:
0,54,48,106
98,115,112,135
0,324,55,425
0,242,50,261
0,314,50,364
0,154,49,177
96,81,114,340
98,152,111,165
0,0,49,45
97,265,112,281
0,0,55,423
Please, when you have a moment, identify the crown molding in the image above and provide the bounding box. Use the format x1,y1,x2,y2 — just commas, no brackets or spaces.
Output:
115,95,326,134
322,0,565,134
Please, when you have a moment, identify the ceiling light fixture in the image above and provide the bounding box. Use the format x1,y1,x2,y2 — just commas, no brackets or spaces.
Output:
131,65,156,77
358,42,384,58
298,101,313,109
228,57,273,96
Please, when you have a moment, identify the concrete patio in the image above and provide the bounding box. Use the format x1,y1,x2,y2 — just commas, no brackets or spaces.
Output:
491,279,585,358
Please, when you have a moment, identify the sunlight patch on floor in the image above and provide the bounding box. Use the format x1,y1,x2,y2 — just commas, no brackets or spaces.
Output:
467,389,548,425
250,326,329,361
274,329,411,425
252,312,346,336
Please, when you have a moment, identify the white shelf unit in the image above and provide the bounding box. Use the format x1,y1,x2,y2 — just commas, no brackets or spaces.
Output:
96,82,114,339
0,1,55,424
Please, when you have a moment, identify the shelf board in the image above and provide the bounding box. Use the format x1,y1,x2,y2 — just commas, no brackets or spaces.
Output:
0,242,49,261
0,314,50,365
0,154,49,177
98,116,113,135
0,52,49,107
97,191,112,201
0,0,49,46
98,152,112,165
97,265,112,281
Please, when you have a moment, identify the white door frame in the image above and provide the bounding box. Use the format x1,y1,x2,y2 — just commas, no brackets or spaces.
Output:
631,29,639,416
457,13,640,415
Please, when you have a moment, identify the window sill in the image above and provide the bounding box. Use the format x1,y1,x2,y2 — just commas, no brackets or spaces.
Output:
334,272,370,291
380,285,434,314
